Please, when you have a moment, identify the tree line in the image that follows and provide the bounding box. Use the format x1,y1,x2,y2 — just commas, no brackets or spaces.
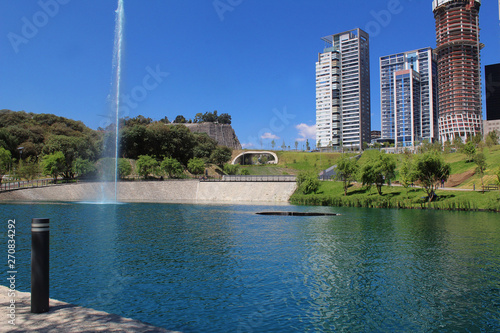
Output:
0,111,235,183
298,139,500,203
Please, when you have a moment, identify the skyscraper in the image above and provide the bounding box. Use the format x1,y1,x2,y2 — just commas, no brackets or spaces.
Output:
316,28,370,150
433,0,483,142
380,48,439,147
485,63,500,121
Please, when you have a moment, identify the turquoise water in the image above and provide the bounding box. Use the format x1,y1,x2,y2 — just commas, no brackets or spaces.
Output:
1,203,499,332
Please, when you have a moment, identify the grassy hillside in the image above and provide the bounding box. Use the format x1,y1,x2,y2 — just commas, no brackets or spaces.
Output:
290,181,500,212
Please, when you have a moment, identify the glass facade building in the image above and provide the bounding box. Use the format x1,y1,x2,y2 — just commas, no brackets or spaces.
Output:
485,63,500,121
316,29,371,150
380,48,438,146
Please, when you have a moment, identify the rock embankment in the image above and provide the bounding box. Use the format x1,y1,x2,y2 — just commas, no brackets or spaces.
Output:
184,123,242,150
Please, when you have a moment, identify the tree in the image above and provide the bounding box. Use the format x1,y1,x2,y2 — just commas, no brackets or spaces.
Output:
42,151,66,183
462,141,476,162
334,154,359,196
474,152,487,193
223,163,239,175
485,130,499,149
17,156,41,181
118,159,132,179
296,171,320,194
399,154,417,194
271,140,276,150
281,140,286,151
136,155,159,179
159,116,170,124
414,152,451,202
294,141,299,151
161,157,184,178
452,136,464,151
0,147,12,183
72,158,96,178
210,146,232,168
359,152,396,195
306,139,311,151
193,133,218,160
194,113,204,123
174,115,186,124
187,157,205,176
217,113,231,124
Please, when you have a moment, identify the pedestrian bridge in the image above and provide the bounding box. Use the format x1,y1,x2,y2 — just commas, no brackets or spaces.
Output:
231,151,278,165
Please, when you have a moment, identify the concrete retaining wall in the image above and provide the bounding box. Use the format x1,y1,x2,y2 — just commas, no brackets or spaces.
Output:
0,180,297,204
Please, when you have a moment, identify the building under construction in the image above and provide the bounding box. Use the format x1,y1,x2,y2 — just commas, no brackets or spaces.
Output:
433,0,483,142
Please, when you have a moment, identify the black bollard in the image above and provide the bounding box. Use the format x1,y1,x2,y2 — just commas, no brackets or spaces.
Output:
31,218,50,313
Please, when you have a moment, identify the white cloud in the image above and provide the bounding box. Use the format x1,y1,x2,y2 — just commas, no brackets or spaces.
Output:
260,132,280,140
241,142,254,148
295,123,316,141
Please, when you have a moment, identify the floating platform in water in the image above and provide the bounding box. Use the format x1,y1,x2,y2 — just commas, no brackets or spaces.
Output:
256,212,340,216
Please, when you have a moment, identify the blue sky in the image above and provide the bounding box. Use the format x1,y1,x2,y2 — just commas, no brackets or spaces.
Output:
1,0,499,150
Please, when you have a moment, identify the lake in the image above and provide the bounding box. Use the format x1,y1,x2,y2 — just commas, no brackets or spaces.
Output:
1,202,499,332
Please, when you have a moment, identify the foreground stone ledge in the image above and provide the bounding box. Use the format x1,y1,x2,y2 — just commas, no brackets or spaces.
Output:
0,286,179,333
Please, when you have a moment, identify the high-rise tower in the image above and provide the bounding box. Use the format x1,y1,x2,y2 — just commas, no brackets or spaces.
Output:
380,48,439,147
433,0,483,142
316,29,371,150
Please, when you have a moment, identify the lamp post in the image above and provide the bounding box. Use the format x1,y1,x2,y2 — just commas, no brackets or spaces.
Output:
17,147,23,160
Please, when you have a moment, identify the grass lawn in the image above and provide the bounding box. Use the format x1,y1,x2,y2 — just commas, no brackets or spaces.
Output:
290,181,500,212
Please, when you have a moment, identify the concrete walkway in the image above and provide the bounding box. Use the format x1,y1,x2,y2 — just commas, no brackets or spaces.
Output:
0,286,179,333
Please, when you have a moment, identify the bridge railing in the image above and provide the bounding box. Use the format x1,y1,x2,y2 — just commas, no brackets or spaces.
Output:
200,175,296,182
0,178,55,192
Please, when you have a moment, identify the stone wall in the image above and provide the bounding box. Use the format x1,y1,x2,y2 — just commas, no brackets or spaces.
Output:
184,123,241,150
0,181,296,204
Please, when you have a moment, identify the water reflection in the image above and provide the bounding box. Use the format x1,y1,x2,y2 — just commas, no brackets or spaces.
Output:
0,203,498,332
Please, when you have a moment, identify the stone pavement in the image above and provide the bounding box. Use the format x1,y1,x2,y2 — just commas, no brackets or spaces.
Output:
0,286,180,333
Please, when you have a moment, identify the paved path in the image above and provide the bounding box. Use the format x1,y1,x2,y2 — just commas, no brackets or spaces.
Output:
0,286,180,333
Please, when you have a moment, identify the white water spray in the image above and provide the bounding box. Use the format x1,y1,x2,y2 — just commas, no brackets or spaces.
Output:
111,0,124,202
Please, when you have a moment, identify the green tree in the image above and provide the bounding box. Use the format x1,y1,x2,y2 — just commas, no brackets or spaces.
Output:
210,146,232,168
72,158,96,178
161,157,184,179
306,139,311,151
194,113,204,123
295,141,299,151
443,140,452,154
474,152,487,193
296,171,320,195
414,152,451,202
334,154,359,196
359,152,396,195
223,163,239,175
193,133,217,160
17,156,41,181
174,115,186,124
485,130,499,149
187,157,205,176
271,140,276,150
452,136,464,151
118,159,132,179
399,154,417,194
217,113,231,124
136,155,159,179
42,151,66,183
462,141,476,162
0,147,12,183
281,140,287,151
